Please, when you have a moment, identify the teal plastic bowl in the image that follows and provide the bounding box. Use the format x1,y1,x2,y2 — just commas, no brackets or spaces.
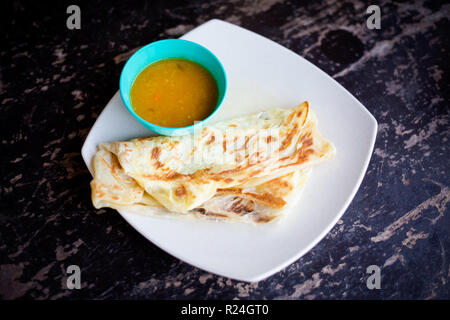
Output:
119,39,227,136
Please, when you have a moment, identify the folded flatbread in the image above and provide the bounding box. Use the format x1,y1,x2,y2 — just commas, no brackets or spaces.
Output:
90,101,335,223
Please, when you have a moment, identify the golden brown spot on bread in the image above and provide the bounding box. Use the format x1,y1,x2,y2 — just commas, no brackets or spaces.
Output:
244,136,250,150
216,189,286,209
175,185,186,197
101,153,123,178
285,102,308,126
101,158,113,170
279,148,314,169
151,147,161,160
266,136,276,143
207,212,230,219
247,168,262,179
93,183,106,198
302,137,313,147
278,132,313,164
207,134,215,145
143,171,183,180
193,208,230,219
226,197,255,215
253,215,276,223
151,147,163,168
285,111,295,123
266,177,292,191
248,152,260,164
217,187,242,193
279,123,299,152
247,192,286,208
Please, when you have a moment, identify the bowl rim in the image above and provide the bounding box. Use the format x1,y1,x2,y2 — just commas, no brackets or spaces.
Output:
119,38,227,132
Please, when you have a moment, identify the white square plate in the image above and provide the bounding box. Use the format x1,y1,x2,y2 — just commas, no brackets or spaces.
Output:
81,19,377,282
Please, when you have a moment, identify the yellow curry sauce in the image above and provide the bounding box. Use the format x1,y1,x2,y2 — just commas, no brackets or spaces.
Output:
130,58,218,128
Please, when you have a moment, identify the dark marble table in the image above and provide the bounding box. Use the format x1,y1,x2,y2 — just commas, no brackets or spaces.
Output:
1,0,448,299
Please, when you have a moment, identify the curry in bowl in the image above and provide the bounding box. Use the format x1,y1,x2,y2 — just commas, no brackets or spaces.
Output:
130,58,219,128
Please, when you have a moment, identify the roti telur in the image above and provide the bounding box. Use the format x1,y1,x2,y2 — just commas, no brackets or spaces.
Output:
90,102,336,223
